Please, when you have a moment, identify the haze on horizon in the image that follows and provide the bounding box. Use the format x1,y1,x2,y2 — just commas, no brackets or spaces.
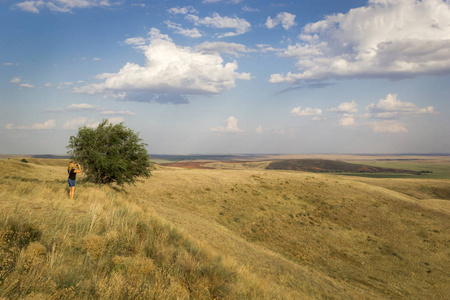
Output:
1,0,449,155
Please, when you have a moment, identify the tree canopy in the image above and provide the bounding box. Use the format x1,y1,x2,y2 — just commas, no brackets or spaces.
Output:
67,120,151,185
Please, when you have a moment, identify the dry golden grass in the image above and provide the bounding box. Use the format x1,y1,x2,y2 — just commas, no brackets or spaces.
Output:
1,158,449,299
130,167,450,299
203,161,270,170
0,160,266,299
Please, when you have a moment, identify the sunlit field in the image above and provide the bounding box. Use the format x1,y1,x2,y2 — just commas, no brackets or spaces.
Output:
1,157,449,299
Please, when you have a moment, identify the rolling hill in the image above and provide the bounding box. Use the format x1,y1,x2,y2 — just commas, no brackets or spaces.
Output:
1,158,449,299
266,159,419,174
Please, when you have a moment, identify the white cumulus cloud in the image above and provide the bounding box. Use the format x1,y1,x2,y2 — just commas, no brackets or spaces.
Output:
203,0,243,3
168,6,197,15
291,107,323,117
10,77,21,84
371,120,408,133
76,36,250,103
339,114,356,127
15,0,113,13
6,120,56,130
195,41,253,56
330,101,358,113
10,77,34,88
210,116,243,133
186,12,251,37
99,110,135,116
19,83,34,88
63,117,124,130
165,21,202,38
270,0,450,83
365,94,437,119
63,117,89,130
255,124,263,134
46,103,99,112
266,12,296,30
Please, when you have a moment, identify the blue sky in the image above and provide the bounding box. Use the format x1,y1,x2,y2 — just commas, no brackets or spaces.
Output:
1,0,449,155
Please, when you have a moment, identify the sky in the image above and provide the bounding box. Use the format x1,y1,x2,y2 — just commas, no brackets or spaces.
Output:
1,0,449,155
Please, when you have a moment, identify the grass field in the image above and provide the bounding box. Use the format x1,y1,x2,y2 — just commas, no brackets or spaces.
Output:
349,159,450,179
200,155,450,179
1,157,449,299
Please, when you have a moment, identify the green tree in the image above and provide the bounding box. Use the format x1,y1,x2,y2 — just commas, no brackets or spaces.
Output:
67,120,151,185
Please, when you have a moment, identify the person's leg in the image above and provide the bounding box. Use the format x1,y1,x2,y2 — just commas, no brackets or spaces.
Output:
70,187,75,200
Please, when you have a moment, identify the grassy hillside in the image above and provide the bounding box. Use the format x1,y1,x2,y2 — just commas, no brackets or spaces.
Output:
266,159,417,174
1,158,449,299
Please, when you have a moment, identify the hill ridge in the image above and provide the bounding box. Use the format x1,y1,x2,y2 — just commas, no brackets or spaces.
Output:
266,159,418,174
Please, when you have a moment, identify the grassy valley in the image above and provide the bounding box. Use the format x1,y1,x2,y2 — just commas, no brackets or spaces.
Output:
1,157,449,299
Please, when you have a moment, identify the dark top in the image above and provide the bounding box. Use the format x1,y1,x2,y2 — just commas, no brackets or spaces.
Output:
68,169,77,181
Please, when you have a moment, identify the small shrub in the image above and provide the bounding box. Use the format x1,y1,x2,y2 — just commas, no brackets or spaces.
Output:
83,234,104,259
0,220,42,283
22,242,47,271
0,248,16,282
2,220,42,249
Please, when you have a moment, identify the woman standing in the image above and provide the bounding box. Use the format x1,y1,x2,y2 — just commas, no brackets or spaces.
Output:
68,162,82,200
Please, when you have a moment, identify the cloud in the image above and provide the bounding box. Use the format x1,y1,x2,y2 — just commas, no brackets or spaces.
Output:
168,6,197,15
6,120,56,130
371,120,407,133
19,83,34,88
195,41,253,56
203,0,243,3
242,6,259,12
255,124,263,133
186,12,251,37
339,114,356,127
123,93,190,105
56,82,75,90
106,117,125,125
68,103,98,110
365,94,437,119
330,100,358,113
210,116,243,133
14,0,113,13
10,77,21,84
124,37,147,48
256,44,282,53
63,117,89,130
16,1,40,13
165,21,202,38
276,43,322,59
99,110,135,115
291,107,323,117
10,77,34,88
124,29,173,51
46,103,99,112
266,12,296,30
76,35,251,102
63,117,124,130
270,0,450,83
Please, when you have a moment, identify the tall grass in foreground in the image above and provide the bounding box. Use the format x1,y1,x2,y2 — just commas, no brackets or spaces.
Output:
0,161,265,299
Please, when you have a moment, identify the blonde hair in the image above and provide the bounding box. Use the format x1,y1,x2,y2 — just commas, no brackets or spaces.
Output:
68,162,75,172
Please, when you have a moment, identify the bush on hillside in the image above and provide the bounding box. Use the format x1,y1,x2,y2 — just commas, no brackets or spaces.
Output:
67,120,151,185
